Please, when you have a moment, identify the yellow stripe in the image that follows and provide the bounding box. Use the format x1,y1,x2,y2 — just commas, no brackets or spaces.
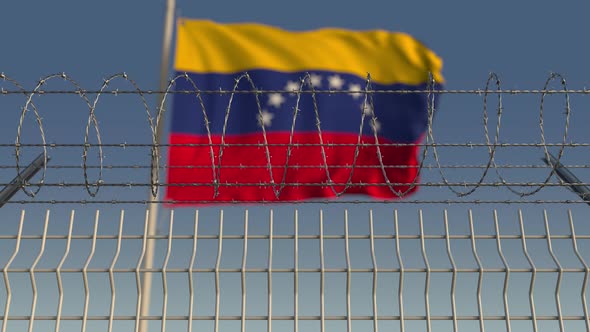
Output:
174,19,444,85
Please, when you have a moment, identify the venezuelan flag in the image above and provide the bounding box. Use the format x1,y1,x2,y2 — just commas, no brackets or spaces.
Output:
166,19,444,203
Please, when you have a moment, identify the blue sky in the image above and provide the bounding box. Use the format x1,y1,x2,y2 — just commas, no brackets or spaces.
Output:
2,1,590,331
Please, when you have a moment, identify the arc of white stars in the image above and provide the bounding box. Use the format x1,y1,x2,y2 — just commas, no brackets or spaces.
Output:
309,73,322,88
361,102,374,116
360,102,380,132
328,75,345,90
348,83,363,99
285,80,300,94
267,93,285,108
258,110,274,128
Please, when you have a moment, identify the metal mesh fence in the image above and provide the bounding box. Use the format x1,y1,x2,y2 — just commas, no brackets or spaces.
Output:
1,208,590,332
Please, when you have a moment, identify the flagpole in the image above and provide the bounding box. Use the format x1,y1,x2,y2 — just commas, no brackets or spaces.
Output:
140,0,175,330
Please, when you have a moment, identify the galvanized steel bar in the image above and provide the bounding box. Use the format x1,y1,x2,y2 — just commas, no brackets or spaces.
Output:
1,211,24,332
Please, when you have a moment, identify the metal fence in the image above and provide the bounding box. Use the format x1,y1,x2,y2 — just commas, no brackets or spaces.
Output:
1,208,590,332
1,72,590,331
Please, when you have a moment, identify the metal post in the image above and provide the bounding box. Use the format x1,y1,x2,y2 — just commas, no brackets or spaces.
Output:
542,152,590,204
140,0,176,330
0,153,49,208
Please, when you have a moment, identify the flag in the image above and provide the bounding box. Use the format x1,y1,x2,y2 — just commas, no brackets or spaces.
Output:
166,19,444,203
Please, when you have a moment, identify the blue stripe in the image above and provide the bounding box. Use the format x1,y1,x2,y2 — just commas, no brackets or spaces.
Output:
171,70,439,143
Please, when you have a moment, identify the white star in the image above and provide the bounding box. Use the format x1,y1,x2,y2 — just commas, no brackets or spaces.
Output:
258,110,275,128
285,80,300,94
328,75,345,89
267,93,285,108
348,83,363,99
371,119,381,133
309,73,322,88
361,102,374,116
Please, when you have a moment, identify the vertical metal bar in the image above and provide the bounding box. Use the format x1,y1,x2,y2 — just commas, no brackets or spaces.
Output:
28,210,49,332
294,210,299,332
543,210,564,332
319,210,325,332
108,211,124,332
154,0,175,138
188,210,199,332
55,210,74,332
519,210,538,332
241,210,248,332
419,210,431,332
142,212,158,331
268,210,273,332
344,210,352,332
494,210,511,332
1,210,25,332
82,210,99,332
369,210,379,332
161,211,174,332
141,0,176,330
135,211,149,332
443,210,458,332
568,210,590,331
394,210,405,332
214,210,224,332
469,210,485,332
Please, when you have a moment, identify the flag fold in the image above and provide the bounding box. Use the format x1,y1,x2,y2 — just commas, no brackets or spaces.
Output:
166,19,444,203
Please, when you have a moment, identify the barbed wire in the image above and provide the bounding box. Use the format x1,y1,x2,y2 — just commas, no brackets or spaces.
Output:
1,71,584,203
2,163,590,169
4,181,590,187
5,200,590,205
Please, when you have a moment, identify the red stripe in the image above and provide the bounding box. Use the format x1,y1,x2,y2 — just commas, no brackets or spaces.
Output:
165,132,421,203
